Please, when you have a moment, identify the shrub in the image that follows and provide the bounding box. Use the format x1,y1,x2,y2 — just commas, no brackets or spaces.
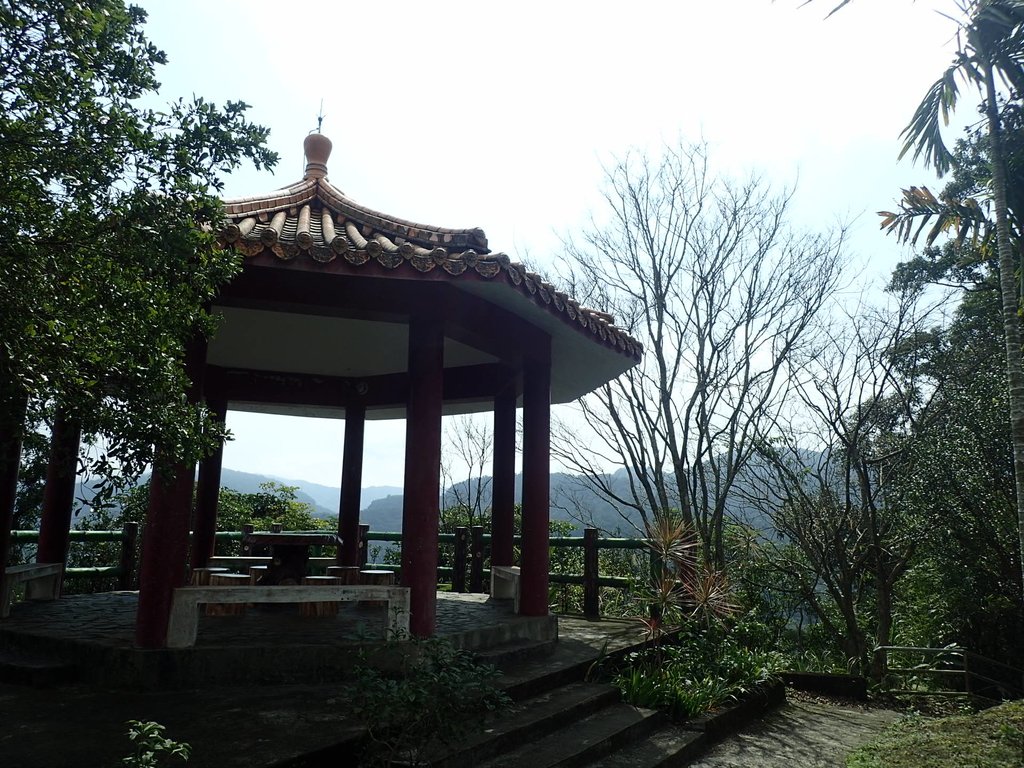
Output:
613,626,783,718
343,637,510,766
122,721,190,767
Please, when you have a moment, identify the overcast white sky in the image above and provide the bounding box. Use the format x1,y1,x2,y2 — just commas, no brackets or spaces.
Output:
138,0,974,489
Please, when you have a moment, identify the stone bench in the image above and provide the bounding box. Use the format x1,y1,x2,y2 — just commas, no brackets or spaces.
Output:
166,584,411,648
490,565,521,612
1,563,63,618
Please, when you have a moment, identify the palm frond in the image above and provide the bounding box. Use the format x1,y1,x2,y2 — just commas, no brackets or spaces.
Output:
878,186,991,247
899,64,965,175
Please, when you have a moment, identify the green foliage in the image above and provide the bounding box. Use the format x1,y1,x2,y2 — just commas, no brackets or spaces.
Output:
611,516,780,718
613,624,783,719
122,720,190,767
343,637,510,766
846,700,1024,768
215,482,328,534
0,0,277,500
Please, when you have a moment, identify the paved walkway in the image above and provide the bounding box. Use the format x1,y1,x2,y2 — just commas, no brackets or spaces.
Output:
689,697,901,768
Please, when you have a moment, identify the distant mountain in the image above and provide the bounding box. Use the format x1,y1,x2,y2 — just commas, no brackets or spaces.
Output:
264,473,402,517
71,456,794,537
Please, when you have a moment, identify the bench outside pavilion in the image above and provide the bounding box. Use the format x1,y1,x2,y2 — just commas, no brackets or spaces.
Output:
1,134,642,653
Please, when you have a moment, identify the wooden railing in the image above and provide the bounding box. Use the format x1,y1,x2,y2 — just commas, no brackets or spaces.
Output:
9,525,651,618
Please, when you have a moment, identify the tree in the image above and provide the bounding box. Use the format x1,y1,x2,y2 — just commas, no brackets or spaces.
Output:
440,415,494,529
815,0,1024,621
552,141,847,568
886,233,1024,667
0,1,277,503
215,482,328,533
745,296,931,679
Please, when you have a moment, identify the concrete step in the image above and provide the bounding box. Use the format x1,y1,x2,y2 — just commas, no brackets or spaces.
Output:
429,682,621,768
474,637,558,670
587,725,707,767
476,702,666,768
496,641,614,702
0,647,77,687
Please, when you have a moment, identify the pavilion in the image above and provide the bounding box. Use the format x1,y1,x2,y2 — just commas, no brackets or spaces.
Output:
5,134,642,649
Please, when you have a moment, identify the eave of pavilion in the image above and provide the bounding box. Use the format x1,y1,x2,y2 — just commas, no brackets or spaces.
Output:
209,134,642,413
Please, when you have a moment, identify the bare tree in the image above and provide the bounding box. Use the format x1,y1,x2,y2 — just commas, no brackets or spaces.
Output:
440,415,494,529
743,295,936,678
552,141,847,567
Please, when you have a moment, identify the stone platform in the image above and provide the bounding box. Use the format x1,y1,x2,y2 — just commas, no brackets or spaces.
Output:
0,590,558,689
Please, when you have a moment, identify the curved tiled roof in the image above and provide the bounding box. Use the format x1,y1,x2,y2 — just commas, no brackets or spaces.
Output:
216,138,642,362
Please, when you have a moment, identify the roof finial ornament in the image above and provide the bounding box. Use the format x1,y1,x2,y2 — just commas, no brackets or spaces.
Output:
303,110,332,181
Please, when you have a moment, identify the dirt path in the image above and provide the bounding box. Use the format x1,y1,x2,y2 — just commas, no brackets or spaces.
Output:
689,698,900,768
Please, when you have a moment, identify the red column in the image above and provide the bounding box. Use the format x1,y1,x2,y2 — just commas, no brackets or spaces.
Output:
490,380,517,567
135,338,206,649
339,402,366,566
0,387,27,574
135,459,196,648
36,410,82,567
519,341,551,616
400,317,444,637
190,398,227,570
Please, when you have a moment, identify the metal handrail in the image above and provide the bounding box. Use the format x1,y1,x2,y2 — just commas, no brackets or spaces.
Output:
876,645,1024,701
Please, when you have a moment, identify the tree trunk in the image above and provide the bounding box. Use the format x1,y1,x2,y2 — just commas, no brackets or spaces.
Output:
984,63,1024,606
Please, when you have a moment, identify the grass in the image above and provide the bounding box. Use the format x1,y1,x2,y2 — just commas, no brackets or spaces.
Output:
847,699,1024,768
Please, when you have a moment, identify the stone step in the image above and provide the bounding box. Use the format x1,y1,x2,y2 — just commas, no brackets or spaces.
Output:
496,642,613,702
429,681,622,768
476,702,667,768
0,647,77,687
586,725,707,768
474,637,558,670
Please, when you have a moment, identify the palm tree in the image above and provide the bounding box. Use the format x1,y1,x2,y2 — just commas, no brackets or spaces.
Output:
817,0,1024,599
902,0,1024,603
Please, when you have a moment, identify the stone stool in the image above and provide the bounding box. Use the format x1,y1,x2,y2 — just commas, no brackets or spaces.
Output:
299,575,342,617
205,572,249,616
326,565,362,585
249,565,269,586
359,569,395,608
189,566,228,586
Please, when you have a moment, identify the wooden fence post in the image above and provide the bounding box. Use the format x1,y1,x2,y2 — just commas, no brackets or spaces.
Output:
649,545,663,620
358,523,369,567
118,522,139,590
470,525,484,592
583,527,599,618
270,522,283,534
453,526,468,593
241,524,254,556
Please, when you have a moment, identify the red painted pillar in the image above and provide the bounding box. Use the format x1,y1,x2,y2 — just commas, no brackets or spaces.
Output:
0,387,27,574
135,459,196,648
36,410,82,568
490,380,517,568
400,316,444,637
339,402,365,567
519,341,551,616
190,398,227,570
135,338,206,649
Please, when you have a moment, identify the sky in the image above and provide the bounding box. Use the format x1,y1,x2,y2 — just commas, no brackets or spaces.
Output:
136,0,976,489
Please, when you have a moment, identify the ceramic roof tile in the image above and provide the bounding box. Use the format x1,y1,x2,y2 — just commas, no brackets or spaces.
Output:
217,140,642,362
